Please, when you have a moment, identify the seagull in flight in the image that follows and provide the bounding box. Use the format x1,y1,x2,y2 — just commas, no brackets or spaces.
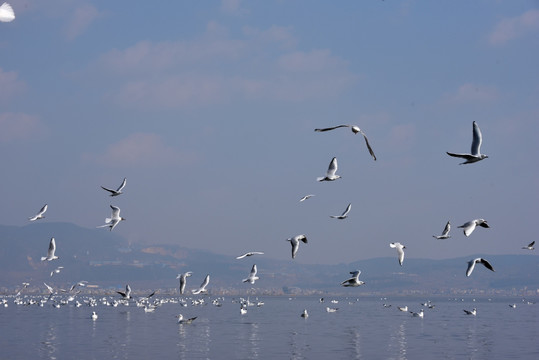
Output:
522,241,535,250
0,2,15,22
389,242,406,266
41,238,58,261
236,251,264,259
101,178,127,197
117,284,132,299
433,221,451,239
97,205,126,231
317,157,341,182
192,274,210,295
242,264,259,284
176,272,193,295
463,308,477,316
330,203,352,219
447,121,488,164
29,204,47,221
458,219,489,237
466,258,495,277
176,314,197,324
50,266,64,277
314,124,377,161
341,270,365,287
299,194,315,202
287,234,308,259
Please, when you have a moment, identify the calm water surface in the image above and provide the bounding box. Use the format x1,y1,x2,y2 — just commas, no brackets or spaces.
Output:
1,295,538,359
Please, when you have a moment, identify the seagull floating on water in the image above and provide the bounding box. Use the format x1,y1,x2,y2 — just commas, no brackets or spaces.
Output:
287,234,308,259
433,221,451,239
326,307,338,313
0,2,15,22
463,308,477,316
317,157,341,182
522,241,535,250
101,178,126,197
236,252,264,259
176,272,193,295
314,125,377,161
330,203,352,220
97,205,126,231
341,270,365,287
410,309,424,318
41,238,58,261
447,121,488,164
91,311,98,320
176,314,197,324
458,219,489,237
242,264,259,284
397,306,408,312
301,309,309,318
299,194,315,202
29,204,47,221
117,284,131,299
389,242,406,266
466,258,495,277
192,275,210,295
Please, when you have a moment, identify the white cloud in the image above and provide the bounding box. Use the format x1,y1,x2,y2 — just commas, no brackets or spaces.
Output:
277,49,347,72
64,3,100,40
489,9,539,45
220,0,248,15
0,112,43,143
0,67,26,101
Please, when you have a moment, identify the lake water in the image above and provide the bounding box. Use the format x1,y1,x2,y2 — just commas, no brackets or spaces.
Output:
1,295,538,359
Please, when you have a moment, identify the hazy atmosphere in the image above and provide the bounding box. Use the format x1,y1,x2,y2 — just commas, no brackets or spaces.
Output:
1,0,538,265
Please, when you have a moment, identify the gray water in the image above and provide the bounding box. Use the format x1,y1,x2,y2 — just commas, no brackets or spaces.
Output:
1,295,538,359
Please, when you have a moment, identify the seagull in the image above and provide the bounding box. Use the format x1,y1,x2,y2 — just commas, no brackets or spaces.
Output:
29,204,48,221
326,307,338,313
314,124,377,161
50,266,64,277
341,270,365,287
117,284,132,299
389,242,406,266
299,194,315,202
397,306,408,312
509,304,517,309
0,2,15,22
301,309,309,318
286,234,308,259
317,157,341,182
522,241,535,250
242,264,259,284
41,238,58,261
458,219,490,237
236,252,264,259
192,274,210,295
433,221,451,239
466,258,495,277
176,272,193,295
101,178,127,197
43,282,56,295
463,308,477,316
330,203,352,219
447,121,488,164
176,314,197,324
410,309,424,318
15,282,30,296
97,205,126,231
91,311,98,320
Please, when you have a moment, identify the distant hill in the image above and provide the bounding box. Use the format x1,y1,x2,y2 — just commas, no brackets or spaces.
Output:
1,223,538,295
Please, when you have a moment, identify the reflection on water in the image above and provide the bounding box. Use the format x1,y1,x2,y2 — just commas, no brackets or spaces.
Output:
388,320,408,360
345,327,361,359
39,323,58,360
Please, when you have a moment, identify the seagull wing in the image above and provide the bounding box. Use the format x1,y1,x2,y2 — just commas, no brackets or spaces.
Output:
110,205,121,219
466,259,478,277
39,204,48,216
250,264,257,277
314,125,349,132
360,131,377,161
116,178,127,192
48,238,56,258
442,221,451,237
479,258,495,272
459,221,476,237
101,186,117,195
0,2,16,22
236,253,248,259
471,121,482,156
326,157,338,177
341,203,352,217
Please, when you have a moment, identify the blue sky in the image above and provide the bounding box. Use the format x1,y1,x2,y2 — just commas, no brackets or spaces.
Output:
1,0,538,264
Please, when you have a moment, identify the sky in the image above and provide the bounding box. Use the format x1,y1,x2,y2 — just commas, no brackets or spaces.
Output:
1,0,538,265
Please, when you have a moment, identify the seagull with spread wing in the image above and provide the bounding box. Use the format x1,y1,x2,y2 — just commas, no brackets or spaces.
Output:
315,124,377,161
101,178,127,197
447,121,488,164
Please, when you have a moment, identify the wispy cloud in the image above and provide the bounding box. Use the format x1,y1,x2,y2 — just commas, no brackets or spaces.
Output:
489,9,539,45
220,0,248,15
85,133,197,168
64,3,100,41
0,67,26,101
0,112,43,143
444,83,500,103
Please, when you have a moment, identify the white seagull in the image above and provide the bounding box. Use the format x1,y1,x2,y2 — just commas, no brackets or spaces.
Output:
97,205,126,231
458,219,490,237
117,284,132,299
397,306,408,312
91,311,98,320
29,204,48,221
50,266,64,277
176,272,193,295
192,275,210,295
236,251,264,259
41,238,58,261
287,234,308,259
330,203,352,219
341,270,365,287
317,157,341,182
301,309,309,318
433,221,451,239
389,242,406,266
463,308,477,316
447,121,488,164
314,124,377,161
299,194,315,202
176,314,197,324
410,309,424,318
101,178,127,197
466,258,495,277
0,2,15,22
522,241,535,250
242,264,259,284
